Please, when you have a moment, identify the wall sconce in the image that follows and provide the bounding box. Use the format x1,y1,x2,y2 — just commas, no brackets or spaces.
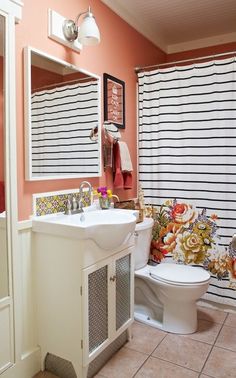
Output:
63,6,100,46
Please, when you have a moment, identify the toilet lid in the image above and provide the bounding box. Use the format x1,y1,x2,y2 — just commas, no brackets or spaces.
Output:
150,263,210,284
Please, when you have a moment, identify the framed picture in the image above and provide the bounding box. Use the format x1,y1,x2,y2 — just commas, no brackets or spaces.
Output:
103,73,125,129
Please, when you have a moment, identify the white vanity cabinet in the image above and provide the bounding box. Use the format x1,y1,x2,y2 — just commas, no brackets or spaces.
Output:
33,229,134,378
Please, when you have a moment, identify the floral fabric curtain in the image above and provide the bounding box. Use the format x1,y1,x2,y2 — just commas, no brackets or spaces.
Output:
138,57,236,307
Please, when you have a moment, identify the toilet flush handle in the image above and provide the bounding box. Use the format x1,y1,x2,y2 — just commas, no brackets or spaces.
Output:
134,231,139,238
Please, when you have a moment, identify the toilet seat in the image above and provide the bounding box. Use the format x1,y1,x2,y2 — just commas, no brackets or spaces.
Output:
150,263,210,286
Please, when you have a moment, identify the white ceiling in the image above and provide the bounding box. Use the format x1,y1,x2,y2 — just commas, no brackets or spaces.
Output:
101,0,236,53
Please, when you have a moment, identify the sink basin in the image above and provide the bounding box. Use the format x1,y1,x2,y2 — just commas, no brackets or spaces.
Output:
32,209,138,250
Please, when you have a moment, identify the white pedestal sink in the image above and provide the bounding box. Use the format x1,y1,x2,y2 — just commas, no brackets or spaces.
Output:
32,209,137,250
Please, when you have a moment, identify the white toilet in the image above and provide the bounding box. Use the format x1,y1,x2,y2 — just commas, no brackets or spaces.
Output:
134,218,210,334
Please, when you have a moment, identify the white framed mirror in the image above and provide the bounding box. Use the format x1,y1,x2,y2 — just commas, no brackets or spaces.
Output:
24,46,101,181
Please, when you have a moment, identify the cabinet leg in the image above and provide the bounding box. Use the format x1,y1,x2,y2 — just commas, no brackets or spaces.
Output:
82,365,89,378
40,348,47,371
73,362,88,378
127,325,133,341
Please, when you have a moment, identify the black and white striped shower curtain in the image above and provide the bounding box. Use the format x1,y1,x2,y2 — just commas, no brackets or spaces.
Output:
138,57,236,307
31,80,99,177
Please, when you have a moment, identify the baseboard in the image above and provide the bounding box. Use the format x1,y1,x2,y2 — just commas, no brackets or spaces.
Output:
2,347,41,378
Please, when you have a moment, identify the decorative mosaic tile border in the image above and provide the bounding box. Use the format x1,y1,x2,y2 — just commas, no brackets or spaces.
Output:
33,188,92,217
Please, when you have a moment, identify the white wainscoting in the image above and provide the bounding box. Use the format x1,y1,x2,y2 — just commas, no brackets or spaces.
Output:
18,222,37,353
17,221,41,373
1,220,41,378
0,300,13,374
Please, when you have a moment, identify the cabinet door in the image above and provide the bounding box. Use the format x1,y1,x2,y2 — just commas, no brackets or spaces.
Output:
88,264,108,352
82,260,110,364
82,247,134,365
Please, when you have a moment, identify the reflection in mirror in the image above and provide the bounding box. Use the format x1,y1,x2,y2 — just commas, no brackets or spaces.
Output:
24,47,101,180
0,14,9,299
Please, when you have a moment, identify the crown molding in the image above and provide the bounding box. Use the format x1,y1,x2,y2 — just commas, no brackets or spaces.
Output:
167,31,236,54
1,0,23,21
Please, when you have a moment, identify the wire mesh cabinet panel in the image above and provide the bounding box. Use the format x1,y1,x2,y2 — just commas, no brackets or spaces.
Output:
88,265,108,354
116,254,132,331
82,247,134,365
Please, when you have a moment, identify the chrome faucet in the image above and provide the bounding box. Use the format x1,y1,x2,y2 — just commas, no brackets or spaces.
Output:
65,195,84,215
64,181,93,215
79,181,93,206
79,181,92,199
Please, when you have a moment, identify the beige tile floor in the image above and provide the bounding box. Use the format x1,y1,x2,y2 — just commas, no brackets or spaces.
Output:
34,306,236,378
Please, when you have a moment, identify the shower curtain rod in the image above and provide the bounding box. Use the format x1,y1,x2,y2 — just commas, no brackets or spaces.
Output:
33,76,93,91
135,50,236,73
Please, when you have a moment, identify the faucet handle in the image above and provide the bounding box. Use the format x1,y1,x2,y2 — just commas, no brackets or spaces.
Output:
78,198,84,212
65,198,72,214
72,197,78,211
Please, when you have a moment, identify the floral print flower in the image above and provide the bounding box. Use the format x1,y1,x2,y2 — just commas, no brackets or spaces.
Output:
160,222,181,253
174,231,207,264
210,214,218,221
208,253,231,279
171,202,195,225
192,221,214,250
151,239,168,262
229,258,236,279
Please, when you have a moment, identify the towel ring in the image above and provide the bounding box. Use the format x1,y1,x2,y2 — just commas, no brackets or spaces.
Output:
89,125,98,142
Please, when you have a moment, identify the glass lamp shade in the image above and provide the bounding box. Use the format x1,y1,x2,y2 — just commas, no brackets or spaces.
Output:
78,14,100,46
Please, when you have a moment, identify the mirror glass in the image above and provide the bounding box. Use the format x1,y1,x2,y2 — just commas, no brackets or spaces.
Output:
24,47,101,180
0,14,9,299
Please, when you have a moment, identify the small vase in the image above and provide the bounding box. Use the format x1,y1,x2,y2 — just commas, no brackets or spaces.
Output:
99,197,110,210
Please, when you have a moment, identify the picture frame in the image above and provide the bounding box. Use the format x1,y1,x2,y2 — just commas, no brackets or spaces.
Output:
103,73,125,129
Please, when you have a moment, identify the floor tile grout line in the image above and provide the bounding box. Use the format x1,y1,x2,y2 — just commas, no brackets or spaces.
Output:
198,313,229,375
131,332,169,377
197,372,215,378
178,333,219,347
148,354,206,375
222,311,229,325
131,352,150,378
124,330,168,356
213,344,236,354
124,345,149,356
149,331,169,355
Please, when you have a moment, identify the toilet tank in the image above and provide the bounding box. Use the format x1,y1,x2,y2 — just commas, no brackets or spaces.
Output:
134,217,154,270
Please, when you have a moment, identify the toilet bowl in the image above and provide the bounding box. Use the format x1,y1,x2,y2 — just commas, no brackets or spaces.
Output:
134,218,210,334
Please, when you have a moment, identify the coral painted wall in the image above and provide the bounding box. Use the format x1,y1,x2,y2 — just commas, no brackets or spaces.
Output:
16,0,166,220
